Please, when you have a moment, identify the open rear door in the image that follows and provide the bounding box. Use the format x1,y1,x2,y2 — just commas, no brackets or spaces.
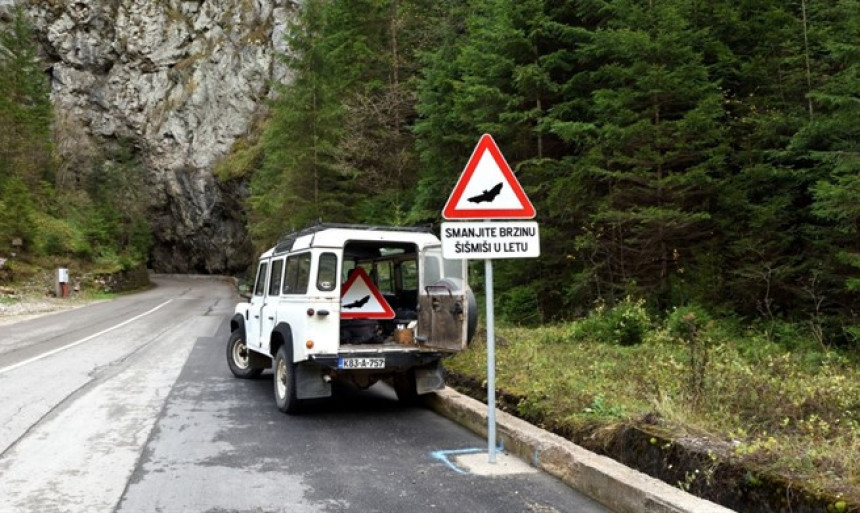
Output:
417,247,468,352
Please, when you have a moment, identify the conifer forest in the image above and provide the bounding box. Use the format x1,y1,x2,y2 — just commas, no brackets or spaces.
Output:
223,0,860,336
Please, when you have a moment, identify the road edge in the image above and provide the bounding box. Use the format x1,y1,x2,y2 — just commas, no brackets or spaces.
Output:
426,387,735,513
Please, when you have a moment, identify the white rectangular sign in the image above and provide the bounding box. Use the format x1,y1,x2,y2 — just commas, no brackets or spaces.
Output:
442,222,540,260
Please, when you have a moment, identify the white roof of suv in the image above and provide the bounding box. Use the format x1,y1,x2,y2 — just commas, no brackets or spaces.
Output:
259,224,441,258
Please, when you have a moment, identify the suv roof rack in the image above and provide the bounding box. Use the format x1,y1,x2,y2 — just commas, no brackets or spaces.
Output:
274,222,434,254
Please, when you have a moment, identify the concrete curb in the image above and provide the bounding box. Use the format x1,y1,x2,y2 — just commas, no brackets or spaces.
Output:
426,387,735,513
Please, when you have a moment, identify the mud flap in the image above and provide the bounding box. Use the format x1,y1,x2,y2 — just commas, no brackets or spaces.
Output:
295,362,332,399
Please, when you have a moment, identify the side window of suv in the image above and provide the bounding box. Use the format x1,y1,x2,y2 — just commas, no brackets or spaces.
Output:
253,262,268,296
296,254,311,293
268,259,284,296
283,253,312,294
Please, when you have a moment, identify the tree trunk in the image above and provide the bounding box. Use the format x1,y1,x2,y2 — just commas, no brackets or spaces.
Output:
801,0,814,120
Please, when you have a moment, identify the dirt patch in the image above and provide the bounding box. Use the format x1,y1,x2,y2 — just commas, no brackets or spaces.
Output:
0,297,102,326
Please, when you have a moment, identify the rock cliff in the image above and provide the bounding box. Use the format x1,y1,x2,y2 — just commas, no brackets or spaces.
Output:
19,0,296,273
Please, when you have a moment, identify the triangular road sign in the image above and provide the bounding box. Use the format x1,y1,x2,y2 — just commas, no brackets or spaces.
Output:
442,134,536,220
340,267,395,320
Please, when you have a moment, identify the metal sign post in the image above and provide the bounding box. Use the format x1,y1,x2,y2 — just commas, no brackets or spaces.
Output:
485,256,497,462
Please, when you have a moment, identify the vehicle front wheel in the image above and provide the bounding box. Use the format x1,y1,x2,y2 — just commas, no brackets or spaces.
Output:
226,329,263,379
274,344,301,414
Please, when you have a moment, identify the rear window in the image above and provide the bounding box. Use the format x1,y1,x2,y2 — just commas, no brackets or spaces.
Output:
424,256,441,285
423,247,464,287
318,253,337,291
444,258,464,281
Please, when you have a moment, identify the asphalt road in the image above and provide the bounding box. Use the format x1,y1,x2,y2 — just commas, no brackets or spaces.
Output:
0,275,610,513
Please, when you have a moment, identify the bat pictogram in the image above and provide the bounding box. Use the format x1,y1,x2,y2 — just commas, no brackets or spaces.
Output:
343,295,370,309
467,182,503,204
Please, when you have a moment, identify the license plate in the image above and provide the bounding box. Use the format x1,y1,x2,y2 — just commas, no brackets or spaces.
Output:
338,357,385,370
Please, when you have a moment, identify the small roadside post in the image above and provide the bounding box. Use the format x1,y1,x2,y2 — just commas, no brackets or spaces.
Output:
56,268,70,298
441,134,539,463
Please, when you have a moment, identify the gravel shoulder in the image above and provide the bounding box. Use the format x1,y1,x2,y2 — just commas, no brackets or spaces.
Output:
0,297,103,327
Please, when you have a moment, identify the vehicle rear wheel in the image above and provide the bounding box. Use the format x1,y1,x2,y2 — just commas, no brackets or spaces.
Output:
274,344,300,414
393,369,419,405
227,329,263,379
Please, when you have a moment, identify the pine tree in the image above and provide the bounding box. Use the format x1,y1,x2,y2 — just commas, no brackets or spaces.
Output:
251,0,435,243
799,0,860,317
250,0,359,245
0,4,53,185
711,0,831,316
335,0,435,225
0,5,52,250
571,0,728,305
410,1,475,224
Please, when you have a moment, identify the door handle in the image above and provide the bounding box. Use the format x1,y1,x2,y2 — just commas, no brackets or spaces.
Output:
316,309,330,316
267,316,274,320
254,315,260,319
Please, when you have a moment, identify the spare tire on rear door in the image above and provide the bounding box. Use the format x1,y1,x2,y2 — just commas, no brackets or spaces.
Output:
428,278,478,345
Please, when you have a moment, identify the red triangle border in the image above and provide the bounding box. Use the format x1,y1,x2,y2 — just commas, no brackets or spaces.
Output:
442,134,536,220
340,267,395,320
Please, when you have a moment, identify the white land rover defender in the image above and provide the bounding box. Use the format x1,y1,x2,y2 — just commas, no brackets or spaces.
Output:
227,224,476,413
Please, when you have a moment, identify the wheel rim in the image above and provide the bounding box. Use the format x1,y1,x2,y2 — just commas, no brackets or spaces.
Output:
276,357,287,399
232,340,250,370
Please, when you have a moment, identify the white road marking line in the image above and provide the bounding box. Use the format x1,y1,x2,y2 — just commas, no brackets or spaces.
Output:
0,299,174,376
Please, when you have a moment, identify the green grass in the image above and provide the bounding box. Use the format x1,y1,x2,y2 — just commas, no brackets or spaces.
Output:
77,290,117,301
446,302,860,504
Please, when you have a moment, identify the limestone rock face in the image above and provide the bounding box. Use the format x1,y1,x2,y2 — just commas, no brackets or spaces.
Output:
22,0,296,273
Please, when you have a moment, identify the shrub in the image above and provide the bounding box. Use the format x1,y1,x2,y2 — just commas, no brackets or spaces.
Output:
606,298,652,345
667,303,715,410
667,303,713,343
569,297,652,346
0,176,36,249
31,213,91,257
